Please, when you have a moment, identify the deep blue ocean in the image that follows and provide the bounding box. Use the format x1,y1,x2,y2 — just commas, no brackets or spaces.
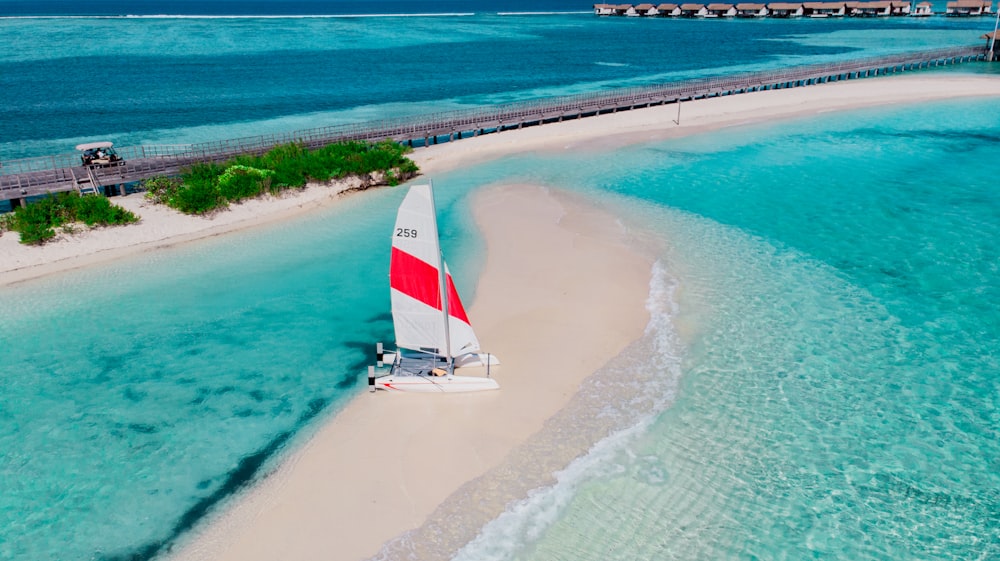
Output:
1,3,999,561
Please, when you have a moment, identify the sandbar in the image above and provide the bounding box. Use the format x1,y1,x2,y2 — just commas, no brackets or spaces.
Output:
167,183,654,561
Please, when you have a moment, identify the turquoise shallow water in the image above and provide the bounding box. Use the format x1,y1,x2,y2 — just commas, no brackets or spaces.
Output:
2,95,999,560
2,7,1000,561
450,99,1000,560
0,184,491,560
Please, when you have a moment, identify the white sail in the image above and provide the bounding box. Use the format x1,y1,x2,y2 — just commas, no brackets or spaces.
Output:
389,184,481,359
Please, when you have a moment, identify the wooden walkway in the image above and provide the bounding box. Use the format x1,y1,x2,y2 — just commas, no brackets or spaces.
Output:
0,45,987,205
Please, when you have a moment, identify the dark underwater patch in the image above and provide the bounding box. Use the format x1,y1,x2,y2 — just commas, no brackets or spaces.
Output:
128,423,158,434
854,128,1000,146
100,396,332,561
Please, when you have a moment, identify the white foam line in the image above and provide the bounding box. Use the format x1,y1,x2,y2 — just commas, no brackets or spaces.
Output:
452,260,685,561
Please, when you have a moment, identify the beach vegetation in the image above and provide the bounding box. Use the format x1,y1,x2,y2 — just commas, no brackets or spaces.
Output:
143,140,419,215
0,212,13,234
217,165,275,202
141,175,183,205
6,192,138,245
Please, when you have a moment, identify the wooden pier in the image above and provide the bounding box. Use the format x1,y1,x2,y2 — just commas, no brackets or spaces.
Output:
0,46,987,206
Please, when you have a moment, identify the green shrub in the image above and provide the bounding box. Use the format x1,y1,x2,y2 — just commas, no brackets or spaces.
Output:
170,182,225,215
142,175,182,205
16,218,56,245
153,140,418,215
165,162,228,214
75,194,138,226
8,192,138,245
0,212,13,234
217,165,273,202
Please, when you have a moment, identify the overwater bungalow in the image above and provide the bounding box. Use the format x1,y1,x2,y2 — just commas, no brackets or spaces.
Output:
946,0,991,15
635,3,661,14
657,3,683,15
591,0,971,16
768,2,805,16
736,2,770,15
706,2,738,15
680,3,709,16
888,1,911,15
804,1,847,16
850,1,892,16
984,30,1000,58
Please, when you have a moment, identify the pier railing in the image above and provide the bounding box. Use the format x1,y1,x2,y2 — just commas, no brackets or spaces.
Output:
0,45,986,201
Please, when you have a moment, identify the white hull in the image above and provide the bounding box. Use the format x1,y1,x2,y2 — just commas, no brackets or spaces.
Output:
374,373,499,393
375,350,499,393
380,351,499,369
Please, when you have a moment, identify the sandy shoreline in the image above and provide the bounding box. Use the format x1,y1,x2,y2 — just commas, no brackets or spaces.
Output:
4,74,1000,560
0,178,370,287
4,75,1000,288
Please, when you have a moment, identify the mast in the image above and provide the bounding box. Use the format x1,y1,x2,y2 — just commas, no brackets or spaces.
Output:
427,182,454,374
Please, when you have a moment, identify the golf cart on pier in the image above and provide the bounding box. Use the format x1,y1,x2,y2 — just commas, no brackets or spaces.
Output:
77,141,124,168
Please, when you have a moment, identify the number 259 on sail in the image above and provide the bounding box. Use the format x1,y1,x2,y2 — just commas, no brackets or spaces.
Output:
395,228,418,238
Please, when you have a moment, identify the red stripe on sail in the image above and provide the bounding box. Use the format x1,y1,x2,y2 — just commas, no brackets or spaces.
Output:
391,247,440,311
390,247,470,325
445,273,470,325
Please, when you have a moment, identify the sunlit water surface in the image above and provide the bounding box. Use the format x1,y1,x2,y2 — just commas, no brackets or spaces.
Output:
1,4,999,560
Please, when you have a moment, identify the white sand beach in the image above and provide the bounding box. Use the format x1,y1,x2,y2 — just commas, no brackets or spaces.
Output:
3,74,1000,560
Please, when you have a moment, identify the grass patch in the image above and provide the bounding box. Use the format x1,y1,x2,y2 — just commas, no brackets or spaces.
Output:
144,139,419,215
5,192,139,245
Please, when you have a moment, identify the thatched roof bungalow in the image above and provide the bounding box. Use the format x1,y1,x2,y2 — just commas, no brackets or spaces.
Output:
804,1,847,16
630,2,659,14
706,2,738,15
767,2,805,16
849,1,892,16
736,2,769,15
945,0,992,14
888,1,911,14
680,2,709,15
593,0,969,16
657,3,683,15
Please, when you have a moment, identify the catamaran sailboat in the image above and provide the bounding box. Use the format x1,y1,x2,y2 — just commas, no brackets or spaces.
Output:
372,183,499,392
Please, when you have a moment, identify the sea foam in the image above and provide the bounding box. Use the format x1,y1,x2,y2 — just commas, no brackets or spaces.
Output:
449,261,685,561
